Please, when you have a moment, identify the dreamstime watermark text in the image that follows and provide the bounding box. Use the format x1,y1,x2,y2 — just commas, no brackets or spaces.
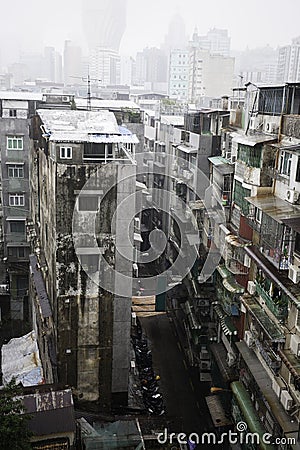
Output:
157,422,297,447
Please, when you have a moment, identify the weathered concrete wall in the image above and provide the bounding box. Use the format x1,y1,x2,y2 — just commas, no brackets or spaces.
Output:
112,164,136,403
282,115,300,139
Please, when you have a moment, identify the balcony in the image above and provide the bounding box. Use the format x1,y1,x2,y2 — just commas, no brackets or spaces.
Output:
255,339,281,374
255,281,288,321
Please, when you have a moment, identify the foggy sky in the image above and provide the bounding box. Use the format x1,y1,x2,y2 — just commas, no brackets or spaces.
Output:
1,0,299,64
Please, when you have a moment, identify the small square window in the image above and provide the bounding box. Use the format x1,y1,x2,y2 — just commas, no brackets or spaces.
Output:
60,147,72,159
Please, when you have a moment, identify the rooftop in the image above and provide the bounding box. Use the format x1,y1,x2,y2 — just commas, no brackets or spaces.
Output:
75,98,140,111
245,195,300,224
37,109,138,144
0,91,43,101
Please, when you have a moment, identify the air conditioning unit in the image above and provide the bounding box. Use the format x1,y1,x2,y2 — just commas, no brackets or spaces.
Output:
247,281,256,295
290,334,300,357
134,217,141,232
288,264,300,284
131,312,137,326
183,170,192,180
200,360,211,371
244,255,251,268
280,390,294,411
286,190,299,204
244,330,254,347
272,378,287,398
225,151,231,160
62,96,70,102
200,347,209,360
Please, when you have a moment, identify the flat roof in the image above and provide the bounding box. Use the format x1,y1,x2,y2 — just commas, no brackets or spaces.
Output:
75,98,140,110
0,91,43,101
37,109,138,144
161,115,184,126
232,133,276,146
245,195,300,223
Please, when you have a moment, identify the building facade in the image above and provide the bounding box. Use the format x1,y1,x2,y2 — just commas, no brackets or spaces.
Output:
29,109,138,410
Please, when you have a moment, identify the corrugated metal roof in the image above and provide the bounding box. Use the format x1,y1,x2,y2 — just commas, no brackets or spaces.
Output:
232,133,276,147
245,195,300,223
30,254,52,318
37,110,139,144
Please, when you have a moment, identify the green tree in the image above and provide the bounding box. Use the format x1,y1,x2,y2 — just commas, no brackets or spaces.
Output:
0,379,33,450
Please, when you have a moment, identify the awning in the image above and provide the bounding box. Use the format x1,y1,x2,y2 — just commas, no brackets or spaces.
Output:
177,144,198,153
214,305,238,336
216,265,231,279
281,217,300,234
231,381,275,450
232,133,276,147
242,296,285,342
245,195,300,224
223,278,245,294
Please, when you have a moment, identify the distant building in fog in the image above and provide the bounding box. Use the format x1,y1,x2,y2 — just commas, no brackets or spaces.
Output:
44,47,63,84
277,36,300,82
189,48,234,101
191,28,231,57
63,40,82,86
169,49,189,100
135,48,168,85
162,14,188,54
82,0,127,86
82,0,127,51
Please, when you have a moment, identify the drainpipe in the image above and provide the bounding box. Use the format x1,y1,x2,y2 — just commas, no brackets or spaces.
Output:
278,83,287,144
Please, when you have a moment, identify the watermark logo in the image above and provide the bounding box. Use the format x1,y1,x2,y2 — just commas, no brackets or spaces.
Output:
72,153,226,296
156,423,297,447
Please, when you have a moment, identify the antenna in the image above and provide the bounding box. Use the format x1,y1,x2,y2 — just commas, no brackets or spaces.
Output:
70,69,102,111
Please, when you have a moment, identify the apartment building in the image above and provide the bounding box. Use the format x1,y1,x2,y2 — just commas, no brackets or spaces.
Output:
0,92,78,329
28,109,138,410
209,82,300,447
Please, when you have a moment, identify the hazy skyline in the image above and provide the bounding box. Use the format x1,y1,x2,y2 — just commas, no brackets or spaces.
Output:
0,0,299,65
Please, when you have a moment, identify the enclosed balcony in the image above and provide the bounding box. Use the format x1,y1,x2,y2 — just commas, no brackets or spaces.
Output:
255,275,288,321
246,195,300,270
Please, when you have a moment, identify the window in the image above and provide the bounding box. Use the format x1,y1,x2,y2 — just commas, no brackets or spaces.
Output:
60,146,72,159
78,196,98,211
7,136,23,150
9,109,17,117
255,208,262,224
279,151,292,176
296,157,300,182
9,194,25,207
9,221,25,233
8,247,26,258
8,164,24,178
